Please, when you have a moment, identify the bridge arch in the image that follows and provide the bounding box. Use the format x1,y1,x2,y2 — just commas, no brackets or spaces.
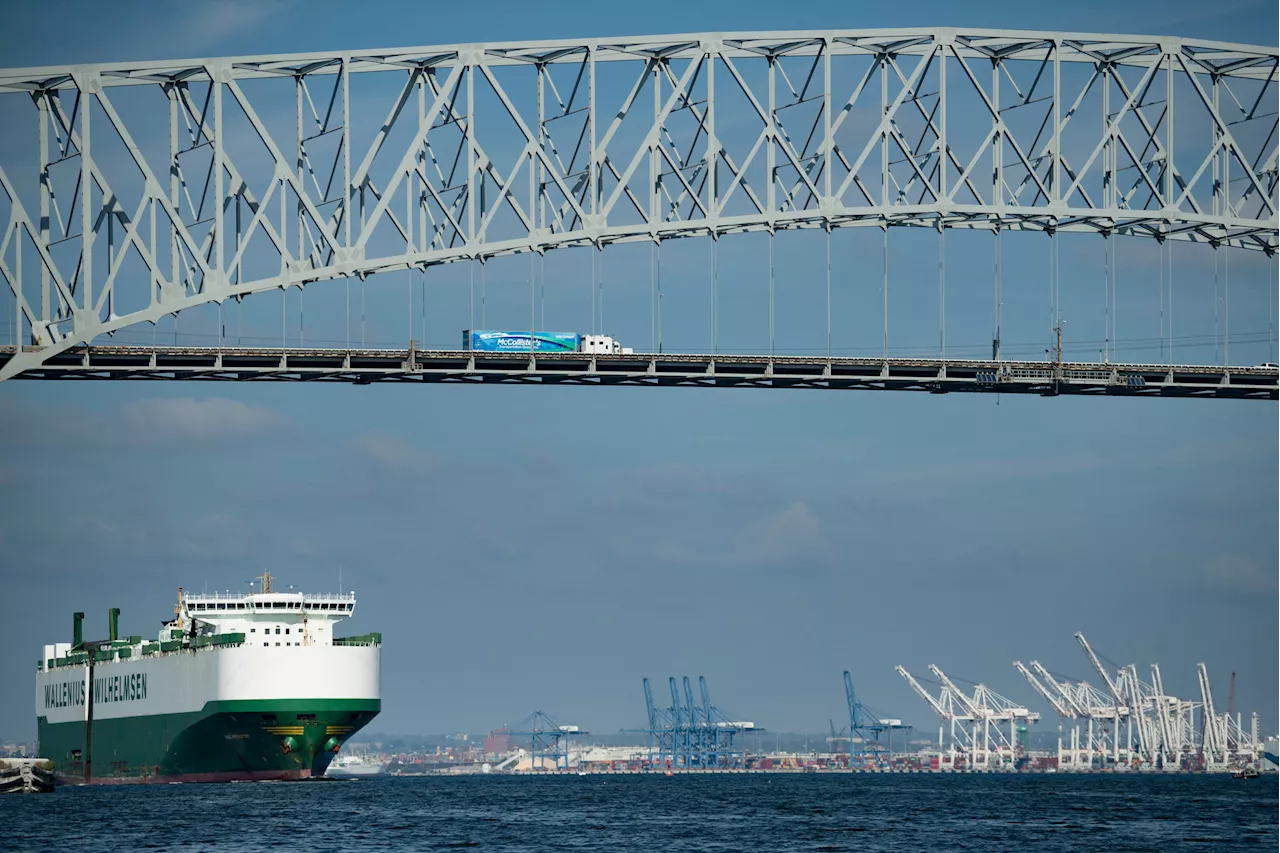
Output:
0,29,1276,379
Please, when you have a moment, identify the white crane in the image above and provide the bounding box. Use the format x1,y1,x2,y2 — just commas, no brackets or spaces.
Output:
1121,664,1159,767
1014,662,1071,718
1148,664,1180,769
1197,662,1226,767
1074,632,1130,764
924,665,1037,769
1074,632,1126,706
1015,661,1082,770
895,665,974,770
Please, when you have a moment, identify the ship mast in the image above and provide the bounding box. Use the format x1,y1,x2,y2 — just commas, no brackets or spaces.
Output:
257,571,273,594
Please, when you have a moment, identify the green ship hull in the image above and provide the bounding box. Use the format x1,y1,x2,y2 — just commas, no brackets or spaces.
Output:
38,699,380,783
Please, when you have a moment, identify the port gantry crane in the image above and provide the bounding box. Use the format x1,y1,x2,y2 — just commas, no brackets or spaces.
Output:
1196,663,1263,768
895,665,971,770
932,665,1040,769
507,711,588,772
909,637,1269,774
1075,632,1203,769
1026,661,1125,769
1014,661,1088,771
895,664,1039,771
1148,663,1198,769
1074,632,1134,765
926,665,995,769
1071,632,1265,770
641,676,756,770
1197,662,1226,768
842,671,910,770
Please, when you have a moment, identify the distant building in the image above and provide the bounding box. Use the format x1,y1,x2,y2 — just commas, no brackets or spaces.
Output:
484,728,512,757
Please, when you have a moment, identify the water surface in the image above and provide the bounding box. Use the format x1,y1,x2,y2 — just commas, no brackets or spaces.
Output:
7,773,1276,851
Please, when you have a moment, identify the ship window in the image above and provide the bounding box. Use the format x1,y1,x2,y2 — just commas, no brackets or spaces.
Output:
263,643,268,647
285,629,290,635
250,628,255,633
275,642,280,646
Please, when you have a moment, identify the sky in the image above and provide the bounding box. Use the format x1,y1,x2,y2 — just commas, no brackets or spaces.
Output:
0,0,1277,744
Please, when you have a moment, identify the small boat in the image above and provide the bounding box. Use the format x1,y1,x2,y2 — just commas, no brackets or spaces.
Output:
1230,767,1259,779
326,753,386,778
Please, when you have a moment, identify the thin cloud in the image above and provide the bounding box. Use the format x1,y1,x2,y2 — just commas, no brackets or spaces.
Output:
117,397,284,443
1203,553,1277,596
154,0,294,58
0,395,284,450
656,501,828,570
354,431,434,477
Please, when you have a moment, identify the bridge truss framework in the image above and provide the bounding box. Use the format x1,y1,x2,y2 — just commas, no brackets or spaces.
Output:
0,28,1276,383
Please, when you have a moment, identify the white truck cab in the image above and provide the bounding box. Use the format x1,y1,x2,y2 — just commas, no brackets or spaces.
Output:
581,335,634,354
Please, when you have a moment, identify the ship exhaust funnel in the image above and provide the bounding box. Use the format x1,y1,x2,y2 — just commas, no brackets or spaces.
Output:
73,612,84,649
108,608,120,642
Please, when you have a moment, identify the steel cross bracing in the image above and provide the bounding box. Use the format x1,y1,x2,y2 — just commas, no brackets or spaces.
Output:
0,29,1277,381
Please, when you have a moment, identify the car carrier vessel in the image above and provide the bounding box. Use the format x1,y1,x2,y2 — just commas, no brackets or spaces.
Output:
35,573,380,783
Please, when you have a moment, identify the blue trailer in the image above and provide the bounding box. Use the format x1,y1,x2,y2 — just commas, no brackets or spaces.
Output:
463,330,581,353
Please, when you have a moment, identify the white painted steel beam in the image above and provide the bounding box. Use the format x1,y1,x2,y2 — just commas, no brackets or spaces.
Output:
0,30,1275,380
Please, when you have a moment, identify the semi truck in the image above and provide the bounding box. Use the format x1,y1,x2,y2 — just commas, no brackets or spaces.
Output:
462,330,634,354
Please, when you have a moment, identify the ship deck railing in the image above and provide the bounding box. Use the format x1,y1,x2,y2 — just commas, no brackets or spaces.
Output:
184,591,356,602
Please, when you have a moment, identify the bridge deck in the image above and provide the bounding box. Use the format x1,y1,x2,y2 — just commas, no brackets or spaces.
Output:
1,345,1274,400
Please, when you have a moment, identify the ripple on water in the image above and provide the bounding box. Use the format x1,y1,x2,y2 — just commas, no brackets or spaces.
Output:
4,774,1276,853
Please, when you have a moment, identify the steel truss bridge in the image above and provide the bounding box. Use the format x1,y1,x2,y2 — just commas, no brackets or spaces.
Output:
0,29,1276,396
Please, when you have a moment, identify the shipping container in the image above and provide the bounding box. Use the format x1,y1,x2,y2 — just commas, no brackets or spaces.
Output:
464,330,581,353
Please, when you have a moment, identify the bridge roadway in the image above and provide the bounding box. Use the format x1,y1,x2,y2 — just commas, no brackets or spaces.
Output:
2,345,1274,400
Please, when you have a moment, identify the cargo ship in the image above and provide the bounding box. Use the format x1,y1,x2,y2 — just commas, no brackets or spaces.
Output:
35,573,381,783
